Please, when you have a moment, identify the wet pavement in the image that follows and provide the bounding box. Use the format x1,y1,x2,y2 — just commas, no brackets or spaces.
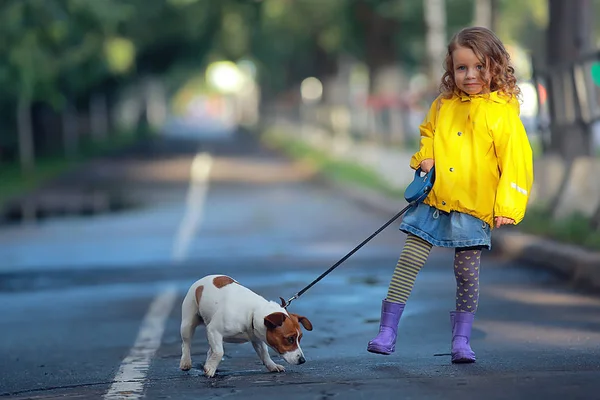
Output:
1,121,600,399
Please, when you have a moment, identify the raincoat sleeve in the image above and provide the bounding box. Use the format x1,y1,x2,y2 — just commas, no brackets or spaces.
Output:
492,101,534,225
410,96,442,170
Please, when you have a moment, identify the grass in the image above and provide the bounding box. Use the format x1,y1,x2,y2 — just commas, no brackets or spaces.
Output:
519,207,600,251
0,127,150,208
262,128,405,199
262,126,600,252
0,158,72,206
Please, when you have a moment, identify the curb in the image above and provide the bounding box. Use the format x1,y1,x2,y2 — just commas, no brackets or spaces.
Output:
331,179,600,292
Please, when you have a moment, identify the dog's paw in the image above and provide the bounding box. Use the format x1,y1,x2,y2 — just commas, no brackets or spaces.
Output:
180,358,193,371
203,364,217,378
267,363,286,373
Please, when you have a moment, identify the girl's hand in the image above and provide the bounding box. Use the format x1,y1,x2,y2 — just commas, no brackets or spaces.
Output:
494,216,515,228
420,158,435,173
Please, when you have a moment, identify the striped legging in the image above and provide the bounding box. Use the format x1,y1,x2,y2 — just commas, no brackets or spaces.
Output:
386,234,432,303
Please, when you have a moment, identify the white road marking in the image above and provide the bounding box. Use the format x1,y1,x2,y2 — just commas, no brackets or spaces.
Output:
104,286,178,399
104,152,212,398
172,152,213,262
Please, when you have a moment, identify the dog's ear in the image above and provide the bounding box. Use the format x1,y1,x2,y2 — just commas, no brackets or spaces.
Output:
291,313,313,331
264,312,287,330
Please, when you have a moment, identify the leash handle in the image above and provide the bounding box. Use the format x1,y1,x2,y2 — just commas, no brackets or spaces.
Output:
284,201,415,308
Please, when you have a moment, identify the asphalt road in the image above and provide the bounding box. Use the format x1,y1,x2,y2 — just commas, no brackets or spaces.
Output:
1,120,600,400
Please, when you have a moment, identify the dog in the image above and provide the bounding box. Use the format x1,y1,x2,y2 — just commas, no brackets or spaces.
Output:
179,274,313,377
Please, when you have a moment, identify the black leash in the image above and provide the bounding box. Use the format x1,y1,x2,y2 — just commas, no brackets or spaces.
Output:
282,165,435,310
283,200,416,309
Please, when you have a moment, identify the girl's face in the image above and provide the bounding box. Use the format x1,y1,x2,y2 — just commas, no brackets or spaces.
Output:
452,45,490,95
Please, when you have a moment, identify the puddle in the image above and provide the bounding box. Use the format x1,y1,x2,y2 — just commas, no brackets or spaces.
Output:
0,190,140,225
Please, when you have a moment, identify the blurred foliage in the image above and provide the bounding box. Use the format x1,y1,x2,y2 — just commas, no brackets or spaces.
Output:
2,0,600,162
519,208,600,250
0,0,221,104
0,0,552,112
0,0,222,161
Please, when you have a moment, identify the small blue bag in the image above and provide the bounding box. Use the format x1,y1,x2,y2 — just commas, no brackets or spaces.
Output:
404,166,435,203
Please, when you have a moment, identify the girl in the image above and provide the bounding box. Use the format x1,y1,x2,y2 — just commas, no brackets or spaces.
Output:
367,26,534,363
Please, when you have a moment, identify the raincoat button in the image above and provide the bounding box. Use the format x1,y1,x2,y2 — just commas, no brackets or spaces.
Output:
442,201,446,205
458,132,462,136
449,167,454,172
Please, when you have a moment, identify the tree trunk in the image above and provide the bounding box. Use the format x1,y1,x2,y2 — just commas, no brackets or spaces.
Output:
62,101,79,159
474,0,498,31
354,0,398,94
144,78,167,130
311,42,339,105
90,92,108,142
546,0,593,160
424,0,447,90
17,95,34,173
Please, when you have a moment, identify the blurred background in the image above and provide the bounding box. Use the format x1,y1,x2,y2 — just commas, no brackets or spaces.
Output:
1,0,599,248
3,3,600,397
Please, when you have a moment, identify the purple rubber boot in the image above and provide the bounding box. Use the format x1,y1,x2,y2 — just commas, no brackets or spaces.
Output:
367,300,405,355
450,311,476,363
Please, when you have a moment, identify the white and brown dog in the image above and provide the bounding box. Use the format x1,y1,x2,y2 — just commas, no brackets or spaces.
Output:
179,275,313,377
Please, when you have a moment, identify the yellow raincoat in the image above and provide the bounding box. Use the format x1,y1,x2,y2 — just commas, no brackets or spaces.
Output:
410,91,534,228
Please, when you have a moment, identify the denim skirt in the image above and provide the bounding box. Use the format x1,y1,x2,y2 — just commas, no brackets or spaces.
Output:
399,202,492,250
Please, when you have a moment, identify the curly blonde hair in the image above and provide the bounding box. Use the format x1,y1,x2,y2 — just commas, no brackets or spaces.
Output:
439,26,520,101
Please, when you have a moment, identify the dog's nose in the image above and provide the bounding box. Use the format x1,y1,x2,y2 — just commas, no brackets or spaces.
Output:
298,356,306,364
